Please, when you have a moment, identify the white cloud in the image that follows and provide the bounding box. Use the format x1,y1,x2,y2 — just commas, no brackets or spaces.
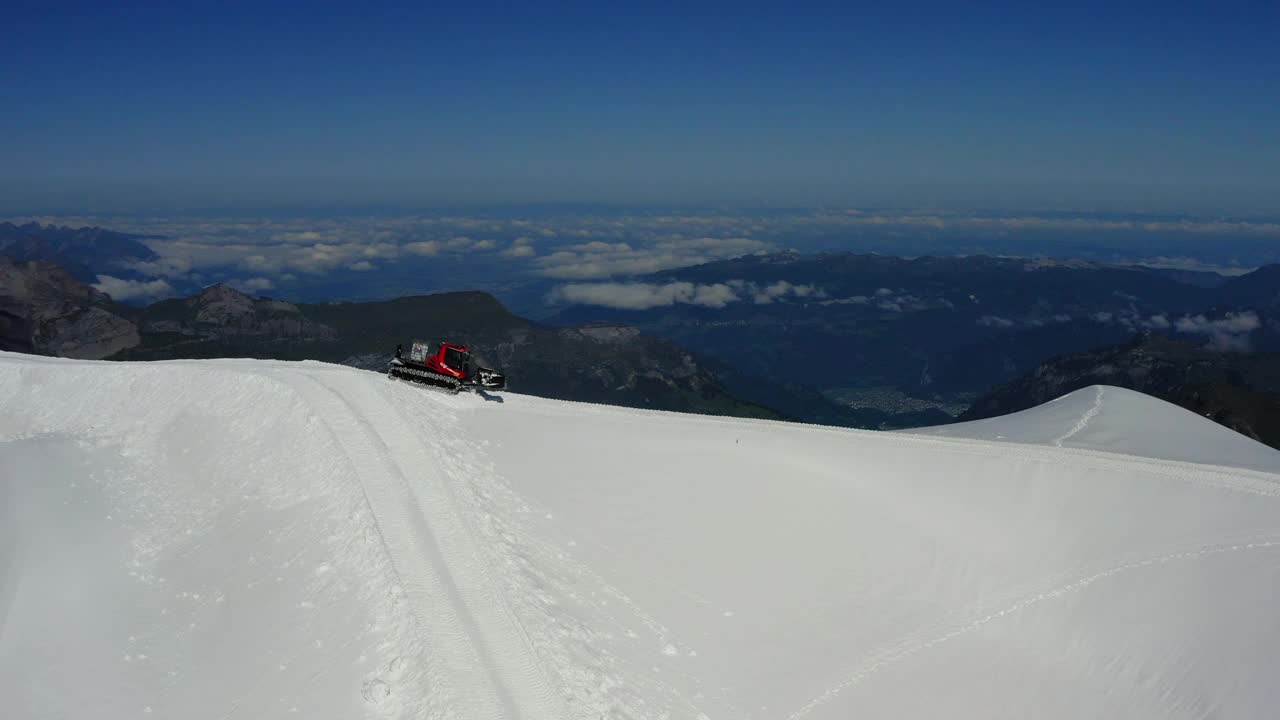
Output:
275,230,325,242
124,256,193,278
689,284,739,308
977,315,1015,328
223,242,376,275
404,241,441,256
554,282,740,310
349,261,374,271
536,236,772,279
1080,311,1257,349
93,275,177,302
818,295,870,306
230,277,275,293
553,278,825,310
125,217,534,281
1136,257,1256,276
1174,312,1261,351
241,253,277,272
571,241,632,253
503,244,537,258
360,243,400,259
737,279,825,304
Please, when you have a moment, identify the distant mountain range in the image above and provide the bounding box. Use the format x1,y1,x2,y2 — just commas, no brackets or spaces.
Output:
6,225,1279,443
0,222,159,282
0,257,779,420
551,252,1280,421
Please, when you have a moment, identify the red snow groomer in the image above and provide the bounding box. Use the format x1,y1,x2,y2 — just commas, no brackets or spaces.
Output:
388,339,507,392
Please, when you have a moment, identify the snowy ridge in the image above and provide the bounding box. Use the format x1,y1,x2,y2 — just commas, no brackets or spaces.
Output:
3,352,1280,719
1051,385,1104,447
918,383,1280,474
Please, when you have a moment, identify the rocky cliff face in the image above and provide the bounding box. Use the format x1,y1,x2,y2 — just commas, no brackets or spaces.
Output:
38,307,140,359
0,258,140,359
0,268,335,360
142,284,337,339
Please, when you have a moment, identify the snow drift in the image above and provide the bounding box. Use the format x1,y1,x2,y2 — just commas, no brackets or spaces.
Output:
2,351,1279,720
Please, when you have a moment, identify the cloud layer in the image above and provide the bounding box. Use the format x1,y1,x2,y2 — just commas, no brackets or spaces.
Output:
554,282,738,310
972,308,1262,352
536,237,772,280
552,279,824,310
14,210,1278,305
21,215,781,290
93,275,176,302
1174,312,1261,351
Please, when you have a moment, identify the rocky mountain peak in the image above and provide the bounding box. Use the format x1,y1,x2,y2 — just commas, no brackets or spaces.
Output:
0,257,139,359
195,282,248,301
189,284,258,325
0,257,111,305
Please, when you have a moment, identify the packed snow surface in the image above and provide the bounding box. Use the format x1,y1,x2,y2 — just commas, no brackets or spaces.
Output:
3,352,1280,720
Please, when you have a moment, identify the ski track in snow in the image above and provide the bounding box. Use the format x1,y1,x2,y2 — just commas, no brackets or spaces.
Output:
269,370,565,720
784,536,1280,720
384,379,712,720
361,379,569,720
1053,386,1105,448
274,372,497,718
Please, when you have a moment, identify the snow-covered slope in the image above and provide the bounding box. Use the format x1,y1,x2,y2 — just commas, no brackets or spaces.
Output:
917,385,1280,473
3,352,1280,720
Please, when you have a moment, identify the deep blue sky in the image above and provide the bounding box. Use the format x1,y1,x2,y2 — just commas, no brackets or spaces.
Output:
4,1,1278,213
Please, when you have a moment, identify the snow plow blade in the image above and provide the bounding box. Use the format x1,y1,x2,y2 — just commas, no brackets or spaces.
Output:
472,367,506,390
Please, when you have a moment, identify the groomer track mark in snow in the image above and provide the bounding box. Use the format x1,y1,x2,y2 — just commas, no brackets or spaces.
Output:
267,368,566,720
